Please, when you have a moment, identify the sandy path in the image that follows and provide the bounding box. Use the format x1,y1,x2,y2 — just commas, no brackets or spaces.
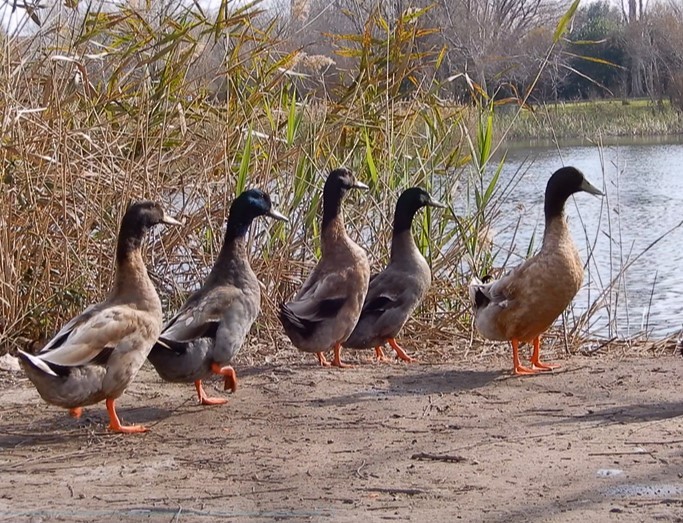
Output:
1,353,682,522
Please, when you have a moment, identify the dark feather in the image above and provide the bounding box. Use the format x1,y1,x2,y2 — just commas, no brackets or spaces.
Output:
18,351,71,378
279,297,346,339
154,320,220,355
90,346,115,366
39,330,70,354
363,295,393,314
317,297,347,318
474,288,490,309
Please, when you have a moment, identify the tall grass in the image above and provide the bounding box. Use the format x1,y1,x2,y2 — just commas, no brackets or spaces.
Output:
497,99,683,142
0,2,673,361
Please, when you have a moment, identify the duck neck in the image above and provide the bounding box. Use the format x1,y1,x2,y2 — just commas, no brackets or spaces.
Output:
544,186,571,222
112,245,158,310
390,204,421,261
390,228,420,262
322,190,343,232
321,184,349,252
116,221,146,266
542,213,572,250
208,220,252,283
114,220,151,289
321,212,349,254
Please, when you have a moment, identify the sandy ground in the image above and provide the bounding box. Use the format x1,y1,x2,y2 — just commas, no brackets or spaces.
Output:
1,349,682,522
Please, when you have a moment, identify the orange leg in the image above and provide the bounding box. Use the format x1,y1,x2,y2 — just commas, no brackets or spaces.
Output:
106,398,147,434
316,352,331,366
530,336,559,371
69,407,83,419
511,339,539,376
375,346,391,363
210,362,238,392
194,380,228,406
388,338,417,363
330,343,354,369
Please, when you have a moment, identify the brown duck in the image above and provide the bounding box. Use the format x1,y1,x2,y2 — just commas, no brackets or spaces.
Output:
279,167,370,368
18,201,181,433
469,166,603,375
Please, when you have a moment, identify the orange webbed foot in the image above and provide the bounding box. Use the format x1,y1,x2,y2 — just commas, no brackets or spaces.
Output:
106,399,148,434
330,343,354,369
69,407,83,419
388,338,417,363
513,365,541,376
530,336,558,371
374,346,392,363
316,352,331,367
210,363,238,392
531,360,560,371
511,339,540,376
194,380,228,406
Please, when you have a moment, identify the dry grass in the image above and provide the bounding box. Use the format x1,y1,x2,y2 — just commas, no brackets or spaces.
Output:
0,3,674,359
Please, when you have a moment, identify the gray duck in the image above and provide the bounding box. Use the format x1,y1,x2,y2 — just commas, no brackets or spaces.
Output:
343,187,445,362
148,189,287,405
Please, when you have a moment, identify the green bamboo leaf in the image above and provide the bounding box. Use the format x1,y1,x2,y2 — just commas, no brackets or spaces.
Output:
365,131,378,186
483,156,505,204
237,129,252,195
553,0,580,43
286,87,301,146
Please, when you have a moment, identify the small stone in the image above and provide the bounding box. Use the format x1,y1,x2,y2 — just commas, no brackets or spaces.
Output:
0,354,20,373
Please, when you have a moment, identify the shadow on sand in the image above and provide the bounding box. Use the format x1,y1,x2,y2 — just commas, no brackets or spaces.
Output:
317,367,504,407
0,406,173,449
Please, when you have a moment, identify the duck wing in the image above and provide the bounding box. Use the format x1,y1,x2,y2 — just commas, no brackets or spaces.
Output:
470,263,529,309
280,272,349,336
36,305,140,368
361,271,404,315
157,286,241,352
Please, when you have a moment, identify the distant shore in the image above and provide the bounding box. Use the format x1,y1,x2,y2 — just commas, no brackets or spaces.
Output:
495,98,683,142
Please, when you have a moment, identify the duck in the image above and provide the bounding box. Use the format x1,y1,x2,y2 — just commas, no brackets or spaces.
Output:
147,189,288,405
18,201,181,433
279,167,370,368
343,187,446,362
469,166,603,375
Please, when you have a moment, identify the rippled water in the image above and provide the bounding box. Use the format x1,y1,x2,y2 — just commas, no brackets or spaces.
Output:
486,136,683,338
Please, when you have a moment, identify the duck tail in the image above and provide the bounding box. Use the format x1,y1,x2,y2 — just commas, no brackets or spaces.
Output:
278,302,307,334
468,276,490,309
17,350,59,377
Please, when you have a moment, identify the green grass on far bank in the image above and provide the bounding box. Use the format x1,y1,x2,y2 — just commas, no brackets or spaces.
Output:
497,98,683,142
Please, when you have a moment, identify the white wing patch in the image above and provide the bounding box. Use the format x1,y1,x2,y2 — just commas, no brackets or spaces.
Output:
39,306,136,367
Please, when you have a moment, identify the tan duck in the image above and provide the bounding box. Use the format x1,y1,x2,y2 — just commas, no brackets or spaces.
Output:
343,187,446,362
18,201,181,433
469,166,602,375
279,167,370,368
147,189,287,405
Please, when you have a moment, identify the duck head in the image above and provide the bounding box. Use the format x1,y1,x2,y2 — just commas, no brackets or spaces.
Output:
544,166,603,220
226,189,288,239
394,187,446,234
322,167,368,229
117,201,181,262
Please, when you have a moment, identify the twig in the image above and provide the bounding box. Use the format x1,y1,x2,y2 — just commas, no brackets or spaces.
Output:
360,487,427,496
410,452,467,463
626,439,683,445
170,506,182,523
588,451,648,456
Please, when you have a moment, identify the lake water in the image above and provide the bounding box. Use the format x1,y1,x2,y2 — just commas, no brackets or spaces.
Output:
485,136,683,339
